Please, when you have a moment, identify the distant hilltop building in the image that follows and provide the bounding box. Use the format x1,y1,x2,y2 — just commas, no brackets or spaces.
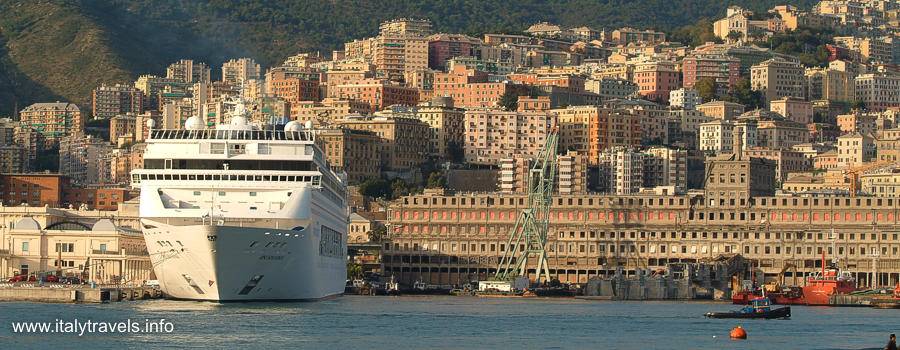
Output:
221,57,261,87
165,59,210,84
344,19,432,82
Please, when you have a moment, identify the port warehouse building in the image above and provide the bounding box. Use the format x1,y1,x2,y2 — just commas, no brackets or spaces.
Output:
385,192,900,287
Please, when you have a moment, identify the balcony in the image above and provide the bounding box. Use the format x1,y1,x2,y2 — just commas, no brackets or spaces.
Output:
91,250,120,256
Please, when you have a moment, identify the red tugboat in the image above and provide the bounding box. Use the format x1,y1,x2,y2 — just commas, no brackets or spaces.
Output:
801,253,856,305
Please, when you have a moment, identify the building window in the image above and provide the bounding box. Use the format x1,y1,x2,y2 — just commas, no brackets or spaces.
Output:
21,242,29,252
99,244,107,252
56,243,75,253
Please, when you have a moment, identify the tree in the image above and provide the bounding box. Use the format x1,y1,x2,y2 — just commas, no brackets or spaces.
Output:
726,30,744,42
347,262,363,280
694,77,718,102
747,28,766,43
358,177,391,199
447,141,465,163
390,178,410,198
724,78,763,110
34,146,60,172
499,90,519,111
426,171,446,189
368,225,387,243
670,18,721,47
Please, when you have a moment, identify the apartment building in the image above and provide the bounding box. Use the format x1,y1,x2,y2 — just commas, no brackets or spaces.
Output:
58,134,113,186
633,60,680,104
834,36,894,64
557,151,588,195
769,97,813,125
290,98,370,126
165,59,210,84
413,103,465,161
669,88,701,110
462,109,550,165
432,65,528,108
806,67,853,102
837,111,879,135
19,102,83,147
861,168,900,197
756,118,810,149
751,58,806,104
337,116,431,173
644,147,688,194
133,75,187,111
498,151,587,195
836,132,876,167
330,79,420,113
427,33,482,70
697,100,745,120
743,148,810,182
681,54,741,92
553,105,643,165
584,78,638,100
91,84,143,119
316,128,381,183
221,58,261,87
599,147,644,195
344,19,431,81
610,27,666,45
699,119,757,153
854,73,900,111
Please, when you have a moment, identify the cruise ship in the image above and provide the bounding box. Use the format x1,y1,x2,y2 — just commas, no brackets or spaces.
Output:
130,101,348,301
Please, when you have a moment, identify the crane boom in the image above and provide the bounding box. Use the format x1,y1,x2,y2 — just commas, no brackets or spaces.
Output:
494,121,558,283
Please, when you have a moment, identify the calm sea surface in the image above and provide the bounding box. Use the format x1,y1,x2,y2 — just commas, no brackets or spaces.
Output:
1,296,898,349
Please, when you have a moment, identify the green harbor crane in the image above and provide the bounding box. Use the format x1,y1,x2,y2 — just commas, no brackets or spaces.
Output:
493,120,559,283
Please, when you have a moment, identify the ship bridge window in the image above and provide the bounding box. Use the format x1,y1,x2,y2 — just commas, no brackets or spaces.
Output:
144,159,315,171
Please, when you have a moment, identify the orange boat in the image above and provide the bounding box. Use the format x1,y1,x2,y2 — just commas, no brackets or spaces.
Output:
801,253,856,305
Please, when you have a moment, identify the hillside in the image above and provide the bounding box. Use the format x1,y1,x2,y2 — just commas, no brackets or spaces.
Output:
0,0,820,116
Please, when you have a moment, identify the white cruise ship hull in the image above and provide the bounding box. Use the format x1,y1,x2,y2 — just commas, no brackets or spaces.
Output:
132,111,350,302
143,221,345,301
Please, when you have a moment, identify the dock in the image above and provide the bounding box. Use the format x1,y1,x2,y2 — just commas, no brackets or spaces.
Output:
582,255,746,301
0,284,164,303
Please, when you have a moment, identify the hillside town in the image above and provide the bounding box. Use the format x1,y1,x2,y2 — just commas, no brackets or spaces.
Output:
2,0,900,292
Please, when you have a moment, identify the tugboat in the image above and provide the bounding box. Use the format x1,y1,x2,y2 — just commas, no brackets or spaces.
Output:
802,253,856,305
706,297,791,319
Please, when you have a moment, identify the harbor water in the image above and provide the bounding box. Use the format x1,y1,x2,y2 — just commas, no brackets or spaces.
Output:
1,295,899,349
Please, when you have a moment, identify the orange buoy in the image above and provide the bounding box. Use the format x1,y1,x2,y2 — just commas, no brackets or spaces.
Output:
730,326,747,339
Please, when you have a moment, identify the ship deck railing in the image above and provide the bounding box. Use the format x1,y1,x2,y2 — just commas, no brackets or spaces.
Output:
149,129,315,141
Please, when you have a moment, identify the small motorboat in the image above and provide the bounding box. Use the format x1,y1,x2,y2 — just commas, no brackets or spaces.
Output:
705,297,791,319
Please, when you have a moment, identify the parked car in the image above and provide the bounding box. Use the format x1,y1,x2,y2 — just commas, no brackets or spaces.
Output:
6,275,36,283
61,277,82,285
6,275,22,283
45,275,60,283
